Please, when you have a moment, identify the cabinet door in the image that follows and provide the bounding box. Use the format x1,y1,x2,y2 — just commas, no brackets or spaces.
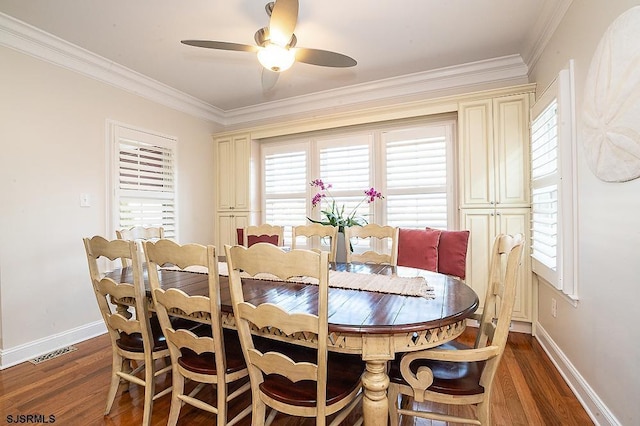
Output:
493,94,530,207
461,209,496,308
461,208,531,322
496,208,531,321
216,213,249,250
232,134,251,210
215,134,251,211
216,137,235,210
458,100,494,207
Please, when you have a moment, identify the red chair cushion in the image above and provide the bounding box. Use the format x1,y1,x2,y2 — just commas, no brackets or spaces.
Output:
247,234,279,247
397,228,441,271
431,228,470,280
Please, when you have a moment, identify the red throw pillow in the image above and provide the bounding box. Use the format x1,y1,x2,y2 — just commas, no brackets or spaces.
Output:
397,228,441,271
431,228,470,279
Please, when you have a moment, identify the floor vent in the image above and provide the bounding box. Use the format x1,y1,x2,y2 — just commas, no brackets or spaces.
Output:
29,346,78,365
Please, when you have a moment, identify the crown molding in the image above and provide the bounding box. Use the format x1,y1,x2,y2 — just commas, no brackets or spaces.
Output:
223,55,529,127
0,13,226,124
522,0,574,73
1,12,532,128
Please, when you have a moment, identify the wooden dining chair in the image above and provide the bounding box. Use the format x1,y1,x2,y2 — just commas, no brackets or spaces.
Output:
144,239,251,426
115,225,165,267
291,223,338,262
387,233,525,426
224,243,365,426
243,224,284,247
345,224,399,265
83,236,172,426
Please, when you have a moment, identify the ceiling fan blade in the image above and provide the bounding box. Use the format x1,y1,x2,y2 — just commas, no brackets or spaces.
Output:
181,40,258,53
269,0,298,46
295,47,357,68
261,68,280,91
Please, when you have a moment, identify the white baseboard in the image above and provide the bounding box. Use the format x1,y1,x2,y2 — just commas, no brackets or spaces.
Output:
0,320,106,370
535,323,620,426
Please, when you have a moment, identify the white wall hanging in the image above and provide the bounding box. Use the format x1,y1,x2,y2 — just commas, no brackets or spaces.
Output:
582,6,640,182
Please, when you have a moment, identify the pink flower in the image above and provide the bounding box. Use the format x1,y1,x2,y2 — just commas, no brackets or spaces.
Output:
311,192,326,207
364,187,383,203
308,179,384,228
310,179,332,191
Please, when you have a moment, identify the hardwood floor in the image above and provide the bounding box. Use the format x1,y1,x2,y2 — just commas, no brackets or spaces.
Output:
0,328,593,425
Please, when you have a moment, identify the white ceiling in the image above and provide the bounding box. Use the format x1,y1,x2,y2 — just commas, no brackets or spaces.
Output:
0,0,559,115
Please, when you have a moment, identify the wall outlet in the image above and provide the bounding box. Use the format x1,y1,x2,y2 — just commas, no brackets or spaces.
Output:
551,298,557,318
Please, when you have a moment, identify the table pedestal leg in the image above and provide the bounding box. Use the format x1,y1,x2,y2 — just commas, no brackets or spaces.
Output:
361,360,390,426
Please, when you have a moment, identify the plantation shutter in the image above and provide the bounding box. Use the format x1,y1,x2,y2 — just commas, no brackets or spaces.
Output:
114,125,177,238
384,126,449,229
318,137,372,223
263,147,307,246
530,99,559,284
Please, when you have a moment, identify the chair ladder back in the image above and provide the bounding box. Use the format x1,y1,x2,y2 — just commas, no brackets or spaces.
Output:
475,234,525,350
226,243,344,423
144,239,252,426
346,224,398,265
292,224,338,262
83,235,169,426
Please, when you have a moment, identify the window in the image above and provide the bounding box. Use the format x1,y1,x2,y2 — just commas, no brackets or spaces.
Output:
384,126,452,229
263,143,308,246
109,122,177,238
530,61,577,299
261,119,456,247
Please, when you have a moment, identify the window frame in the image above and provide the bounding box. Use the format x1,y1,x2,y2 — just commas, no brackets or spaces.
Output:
530,61,578,300
107,120,178,240
259,117,458,249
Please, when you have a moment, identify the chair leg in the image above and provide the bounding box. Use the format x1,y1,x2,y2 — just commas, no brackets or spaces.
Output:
217,381,227,426
388,384,400,426
167,370,185,426
477,400,490,425
142,360,155,426
251,398,267,426
105,352,124,415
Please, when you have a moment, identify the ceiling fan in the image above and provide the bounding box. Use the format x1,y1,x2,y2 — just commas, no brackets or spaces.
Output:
181,0,356,89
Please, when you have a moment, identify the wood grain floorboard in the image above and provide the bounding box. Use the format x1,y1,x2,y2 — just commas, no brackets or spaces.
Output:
0,329,593,425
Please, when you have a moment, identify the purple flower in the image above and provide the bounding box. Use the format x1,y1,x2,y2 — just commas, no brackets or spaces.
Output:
311,193,326,207
310,179,332,191
364,187,383,203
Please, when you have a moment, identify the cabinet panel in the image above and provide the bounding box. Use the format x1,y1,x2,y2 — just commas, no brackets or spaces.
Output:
216,213,249,250
493,95,530,207
459,100,494,206
216,137,234,210
215,134,252,211
232,134,251,210
458,93,531,209
462,209,496,309
461,208,531,322
496,209,531,321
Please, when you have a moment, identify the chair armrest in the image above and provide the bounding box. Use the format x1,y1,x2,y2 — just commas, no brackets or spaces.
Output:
402,345,501,364
397,345,501,402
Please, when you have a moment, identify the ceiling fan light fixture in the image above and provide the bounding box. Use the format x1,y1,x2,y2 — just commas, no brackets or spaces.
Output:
257,43,295,72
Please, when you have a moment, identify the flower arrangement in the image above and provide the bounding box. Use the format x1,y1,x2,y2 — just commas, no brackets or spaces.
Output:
307,179,384,232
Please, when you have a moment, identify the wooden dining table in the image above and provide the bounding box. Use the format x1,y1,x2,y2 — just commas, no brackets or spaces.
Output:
110,261,478,426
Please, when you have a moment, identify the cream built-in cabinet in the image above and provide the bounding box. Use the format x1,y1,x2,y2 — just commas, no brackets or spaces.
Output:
458,91,534,324
461,208,532,322
214,133,260,250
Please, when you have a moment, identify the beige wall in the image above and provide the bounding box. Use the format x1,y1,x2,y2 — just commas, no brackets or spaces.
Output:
529,1,640,424
0,46,218,363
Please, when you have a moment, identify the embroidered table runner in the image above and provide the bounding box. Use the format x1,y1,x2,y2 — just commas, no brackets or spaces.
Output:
163,263,434,299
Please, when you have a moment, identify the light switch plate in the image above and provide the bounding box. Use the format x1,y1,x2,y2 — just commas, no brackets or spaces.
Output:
80,193,91,207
